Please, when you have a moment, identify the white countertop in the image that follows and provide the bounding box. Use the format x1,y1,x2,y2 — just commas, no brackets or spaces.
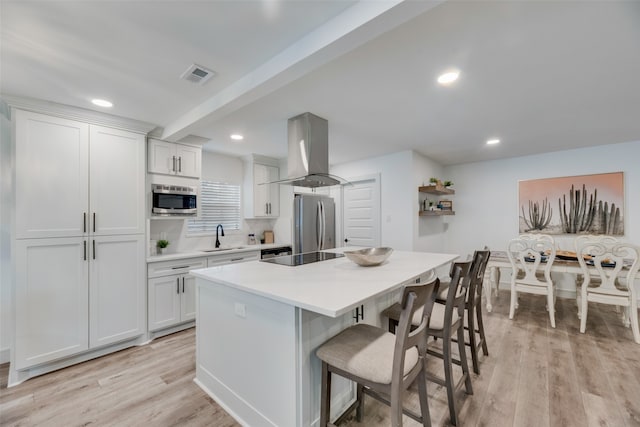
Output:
190,249,458,317
146,243,291,263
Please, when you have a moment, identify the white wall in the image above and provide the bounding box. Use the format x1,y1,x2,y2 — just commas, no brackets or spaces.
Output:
332,151,415,250
0,100,12,362
444,140,640,295
412,151,447,252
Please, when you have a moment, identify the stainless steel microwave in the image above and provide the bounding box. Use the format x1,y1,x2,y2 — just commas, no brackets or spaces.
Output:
152,184,197,216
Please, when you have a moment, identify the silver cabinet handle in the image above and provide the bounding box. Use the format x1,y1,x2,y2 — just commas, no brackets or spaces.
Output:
172,156,176,172
83,241,87,261
178,157,182,173
230,257,243,262
93,213,96,233
177,278,180,294
83,212,86,233
171,265,190,270
182,277,185,293
92,239,96,260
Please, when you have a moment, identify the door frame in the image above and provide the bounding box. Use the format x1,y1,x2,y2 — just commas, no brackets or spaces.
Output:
339,173,381,248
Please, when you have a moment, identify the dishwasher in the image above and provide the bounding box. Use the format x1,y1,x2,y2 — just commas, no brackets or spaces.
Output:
260,246,292,259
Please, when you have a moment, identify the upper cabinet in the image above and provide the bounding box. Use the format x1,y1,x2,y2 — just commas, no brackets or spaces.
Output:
148,138,201,179
15,110,146,238
243,155,280,218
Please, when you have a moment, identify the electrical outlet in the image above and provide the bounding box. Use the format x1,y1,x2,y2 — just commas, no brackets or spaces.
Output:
234,303,246,318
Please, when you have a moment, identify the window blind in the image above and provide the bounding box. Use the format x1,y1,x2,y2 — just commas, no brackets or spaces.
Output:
188,181,241,233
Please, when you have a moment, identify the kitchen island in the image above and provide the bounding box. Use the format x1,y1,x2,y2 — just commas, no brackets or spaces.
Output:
190,249,458,427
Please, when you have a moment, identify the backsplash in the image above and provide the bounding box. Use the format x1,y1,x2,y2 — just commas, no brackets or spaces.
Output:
149,218,278,256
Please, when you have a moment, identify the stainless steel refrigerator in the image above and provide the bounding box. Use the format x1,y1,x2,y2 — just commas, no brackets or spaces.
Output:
293,194,335,254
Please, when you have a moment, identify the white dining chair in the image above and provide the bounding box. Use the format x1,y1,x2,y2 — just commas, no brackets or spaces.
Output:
507,234,557,327
573,234,619,318
576,240,640,344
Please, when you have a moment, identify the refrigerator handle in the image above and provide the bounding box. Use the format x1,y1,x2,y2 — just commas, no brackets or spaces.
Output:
320,201,326,250
316,201,322,251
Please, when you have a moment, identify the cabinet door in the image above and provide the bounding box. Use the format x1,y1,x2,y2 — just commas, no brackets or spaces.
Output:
89,235,145,348
147,139,176,175
90,126,145,235
15,110,89,239
15,237,89,369
148,275,181,331
175,144,201,178
181,275,197,321
265,165,280,217
253,164,270,217
253,164,280,217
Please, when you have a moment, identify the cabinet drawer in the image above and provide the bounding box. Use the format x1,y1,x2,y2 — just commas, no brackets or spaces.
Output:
148,257,207,278
207,250,260,267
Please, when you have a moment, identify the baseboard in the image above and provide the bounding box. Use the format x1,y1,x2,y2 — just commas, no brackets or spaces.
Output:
0,347,9,364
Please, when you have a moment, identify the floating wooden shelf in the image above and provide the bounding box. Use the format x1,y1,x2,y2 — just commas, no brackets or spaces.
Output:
419,185,455,195
419,210,455,216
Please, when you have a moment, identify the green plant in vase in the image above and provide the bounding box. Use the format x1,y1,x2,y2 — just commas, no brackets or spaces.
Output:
429,177,439,186
443,180,453,188
157,239,170,255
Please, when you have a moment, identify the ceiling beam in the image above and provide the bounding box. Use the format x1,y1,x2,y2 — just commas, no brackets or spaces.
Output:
160,0,443,141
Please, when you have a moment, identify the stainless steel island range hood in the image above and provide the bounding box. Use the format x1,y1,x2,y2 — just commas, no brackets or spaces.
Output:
267,112,347,188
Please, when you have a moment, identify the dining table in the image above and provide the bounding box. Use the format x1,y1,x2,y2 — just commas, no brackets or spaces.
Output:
482,250,633,312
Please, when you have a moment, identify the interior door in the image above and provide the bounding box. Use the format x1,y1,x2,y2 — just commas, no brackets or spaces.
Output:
342,175,381,247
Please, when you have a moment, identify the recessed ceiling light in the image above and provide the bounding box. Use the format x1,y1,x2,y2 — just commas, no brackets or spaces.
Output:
437,70,460,85
486,138,501,145
91,99,113,108
230,134,244,141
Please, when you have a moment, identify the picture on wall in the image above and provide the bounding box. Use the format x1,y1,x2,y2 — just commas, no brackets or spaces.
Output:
518,172,624,235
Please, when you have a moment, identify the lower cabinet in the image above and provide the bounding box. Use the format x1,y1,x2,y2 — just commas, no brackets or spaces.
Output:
148,273,197,331
147,257,206,332
147,251,260,332
14,234,145,370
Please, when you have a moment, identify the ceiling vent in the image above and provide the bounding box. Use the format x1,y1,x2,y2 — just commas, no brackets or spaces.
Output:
180,64,215,85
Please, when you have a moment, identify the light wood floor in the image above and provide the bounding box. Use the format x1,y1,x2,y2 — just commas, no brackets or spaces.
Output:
1,292,639,427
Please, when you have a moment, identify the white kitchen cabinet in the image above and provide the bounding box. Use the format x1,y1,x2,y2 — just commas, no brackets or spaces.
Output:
148,275,182,331
12,109,147,372
147,138,201,179
243,155,280,218
147,257,206,331
14,234,147,369
15,110,145,238
14,237,89,370
89,126,145,235
206,249,260,267
15,111,89,239
89,235,146,348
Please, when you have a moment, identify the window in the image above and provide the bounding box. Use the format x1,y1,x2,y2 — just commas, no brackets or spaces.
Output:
188,181,241,233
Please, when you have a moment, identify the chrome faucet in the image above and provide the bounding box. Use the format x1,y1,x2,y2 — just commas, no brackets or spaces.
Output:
215,224,225,248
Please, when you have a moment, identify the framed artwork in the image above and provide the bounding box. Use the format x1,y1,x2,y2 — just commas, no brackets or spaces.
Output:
518,172,624,235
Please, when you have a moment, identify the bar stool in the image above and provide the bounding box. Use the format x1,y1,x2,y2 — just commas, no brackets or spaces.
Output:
316,278,439,427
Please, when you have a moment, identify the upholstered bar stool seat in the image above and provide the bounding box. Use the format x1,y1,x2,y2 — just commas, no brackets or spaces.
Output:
316,324,419,384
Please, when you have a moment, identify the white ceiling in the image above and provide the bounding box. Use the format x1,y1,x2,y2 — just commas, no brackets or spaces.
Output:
2,1,640,166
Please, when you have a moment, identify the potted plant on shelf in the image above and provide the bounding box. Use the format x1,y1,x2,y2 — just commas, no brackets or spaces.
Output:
443,180,453,188
157,239,170,255
429,177,439,185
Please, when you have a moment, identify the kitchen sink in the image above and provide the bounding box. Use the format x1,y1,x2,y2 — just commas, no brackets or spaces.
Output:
201,246,245,253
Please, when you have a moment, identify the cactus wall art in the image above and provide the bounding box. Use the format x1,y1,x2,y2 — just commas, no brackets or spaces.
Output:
518,172,624,235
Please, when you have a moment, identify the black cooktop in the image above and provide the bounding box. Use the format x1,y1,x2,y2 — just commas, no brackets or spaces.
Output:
260,251,344,267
